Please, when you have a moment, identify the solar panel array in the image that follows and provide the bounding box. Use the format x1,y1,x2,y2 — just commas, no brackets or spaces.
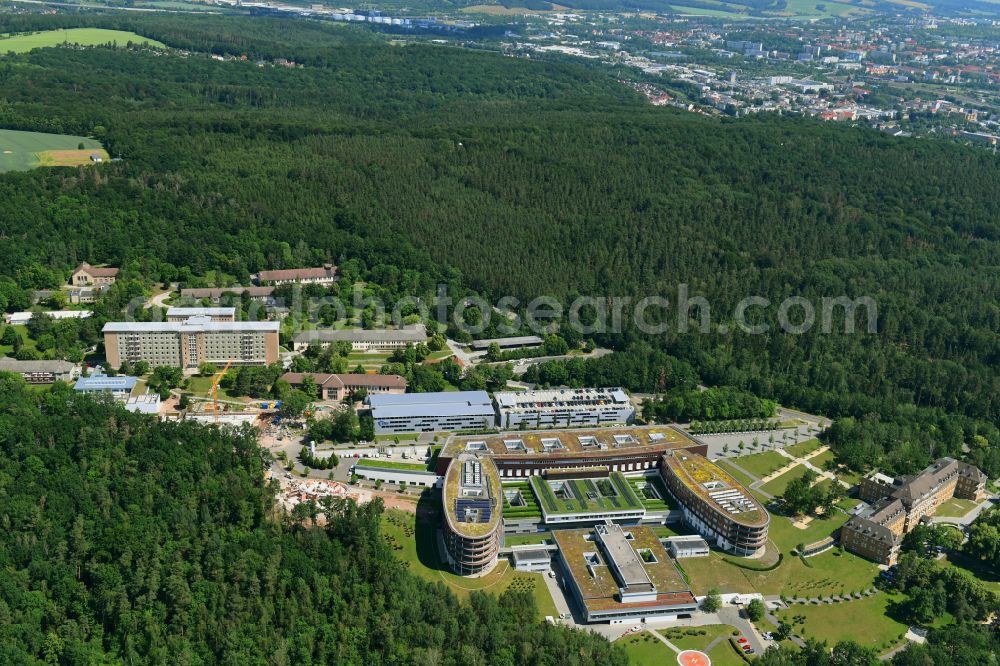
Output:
455,498,492,523
708,488,755,515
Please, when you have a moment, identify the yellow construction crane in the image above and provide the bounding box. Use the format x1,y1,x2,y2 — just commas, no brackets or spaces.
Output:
210,359,233,425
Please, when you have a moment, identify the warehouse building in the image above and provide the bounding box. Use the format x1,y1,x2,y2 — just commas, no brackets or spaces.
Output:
493,387,635,430
368,391,494,434
103,316,280,370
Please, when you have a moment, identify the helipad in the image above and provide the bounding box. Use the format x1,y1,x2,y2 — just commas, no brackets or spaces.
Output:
677,650,711,666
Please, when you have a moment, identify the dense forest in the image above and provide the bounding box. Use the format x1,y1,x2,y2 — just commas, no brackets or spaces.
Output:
0,13,997,480
0,374,627,664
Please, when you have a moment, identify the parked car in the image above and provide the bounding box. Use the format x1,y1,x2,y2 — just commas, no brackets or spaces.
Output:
737,638,749,644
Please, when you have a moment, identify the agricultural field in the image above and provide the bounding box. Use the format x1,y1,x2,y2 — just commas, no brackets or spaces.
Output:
0,130,108,173
0,28,164,54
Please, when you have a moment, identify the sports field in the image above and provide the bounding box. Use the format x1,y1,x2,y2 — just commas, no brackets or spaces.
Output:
0,129,108,172
0,29,165,54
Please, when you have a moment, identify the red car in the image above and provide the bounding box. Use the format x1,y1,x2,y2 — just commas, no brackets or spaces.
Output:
737,638,749,644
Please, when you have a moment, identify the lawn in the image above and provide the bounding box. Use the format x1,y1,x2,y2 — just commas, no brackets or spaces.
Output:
777,593,907,653
616,631,676,665
934,497,977,518
767,511,849,553
182,375,243,400
355,458,428,472
717,460,757,488
0,129,107,173
730,450,788,480
381,507,558,618
808,449,836,471
760,465,815,496
0,28,164,54
0,325,36,356
662,624,736,652
675,552,757,595
786,438,822,458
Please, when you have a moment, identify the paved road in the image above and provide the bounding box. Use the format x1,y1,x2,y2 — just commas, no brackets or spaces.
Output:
146,283,177,309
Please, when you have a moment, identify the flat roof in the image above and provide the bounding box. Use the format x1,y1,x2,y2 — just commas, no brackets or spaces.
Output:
166,307,236,317
444,426,695,459
74,373,137,392
494,387,630,411
470,336,543,349
554,526,694,614
529,472,645,517
103,319,279,333
597,523,652,590
0,357,76,373
293,325,427,344
442,455,502,538
370,391,494,418
663,451,768,527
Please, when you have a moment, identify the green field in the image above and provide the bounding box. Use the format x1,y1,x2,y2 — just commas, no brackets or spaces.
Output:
529,472,644,516
381,508,557,618
786,438,823,458
0,29,165,54
617,631,676,665
760,464,815,496
355,458,428,472
934,497,978,518
777,593,907,653
730,450,788,480
0,130,107,173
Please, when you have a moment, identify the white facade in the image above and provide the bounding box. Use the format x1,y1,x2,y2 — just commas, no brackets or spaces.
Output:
494,387,635,430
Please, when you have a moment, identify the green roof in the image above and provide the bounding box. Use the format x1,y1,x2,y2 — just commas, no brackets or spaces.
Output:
529,472,645,517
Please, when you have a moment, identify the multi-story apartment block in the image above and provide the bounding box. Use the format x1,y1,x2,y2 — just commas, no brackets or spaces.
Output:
842,458,986,564
493,387,635,430
103,316,280,370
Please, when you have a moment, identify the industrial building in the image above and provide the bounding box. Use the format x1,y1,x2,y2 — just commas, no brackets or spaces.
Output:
368,391,495,434
841,458,986,565
493,387,635,430
103,316,280,371
292,325,428,352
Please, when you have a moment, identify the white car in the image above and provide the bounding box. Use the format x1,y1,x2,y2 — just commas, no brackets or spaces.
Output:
630,625,641,633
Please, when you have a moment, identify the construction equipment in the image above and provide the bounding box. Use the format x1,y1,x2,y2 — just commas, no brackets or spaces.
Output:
210,359,233,424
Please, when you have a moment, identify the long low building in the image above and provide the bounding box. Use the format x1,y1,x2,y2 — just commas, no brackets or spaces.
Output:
470,336,543,350
255,265,338,286
180,286,275,303
103,316,280,370
0,358,79,384
292,325,428,352
74,371,137,400
280,372,407,401
5,310,92,326
438,426,703,477
493,387,635,430
554,524,697,623
369,391,495,434
165,307,236,322
660,450,769,556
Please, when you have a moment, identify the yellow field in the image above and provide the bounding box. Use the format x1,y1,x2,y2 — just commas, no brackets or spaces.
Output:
36,149,110,167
